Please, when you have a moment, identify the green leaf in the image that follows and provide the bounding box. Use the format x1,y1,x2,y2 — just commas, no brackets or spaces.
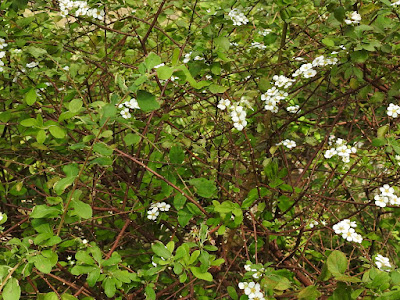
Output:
103,277,116,298
3,278,21,300
20,118,38,127
137,90,160,112
350,50,369,63
145,52,161,70
44,292,58,300
25,88,37,106
33,255,53,273
61,294,78,300
322,38,334,47
327,250,347,276
102,103,117,118
372,138,386,147
178,209,193,227
189,178,217,198
190,267,213,281
69,99,83,113
145,284,156,300
227,286,238,300
124,133,141,146
49,126,66,139
71,200,92,219
152,242,172,259
333,7,345,22
209,84,228,94
36,129,46,144
215,36,230,51
169,145,184,164
298,285,321,300
156,66,173,80
30,205,62,218
93,142,113,156
27,46,47,58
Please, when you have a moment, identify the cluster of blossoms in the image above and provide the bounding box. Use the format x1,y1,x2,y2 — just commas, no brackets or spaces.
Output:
0,39,7,72
250,42,267,50
228,8,249,26
387,103,400,118
276,139,296,149
292,55,337,79
244,263,265,279
217,99,248,131
286,105,300,114
238,282,265,300
374,184,400,207
259,29,272,36
261,87,288,113
324,136,357,163
345,11,361,25
332,219,363,243
147,202,171,221
67,255,75,266
117,98,140,119
375,254,391,271
182,52,204,63
59,0,104,19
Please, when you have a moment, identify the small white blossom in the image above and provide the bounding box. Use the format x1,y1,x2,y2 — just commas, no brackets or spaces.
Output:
228,8,249,26
120,108,131,119
375,254,391,271
387,103,400,118
345,11,361,25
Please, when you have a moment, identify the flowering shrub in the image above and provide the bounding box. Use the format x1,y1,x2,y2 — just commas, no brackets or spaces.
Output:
2,0,400,299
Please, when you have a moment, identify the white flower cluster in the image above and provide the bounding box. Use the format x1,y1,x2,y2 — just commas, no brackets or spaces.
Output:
244,264,265,279
276,139,296,149
59,0,104,19
250,42,267,50
286,105,300,114
259,29,272,36
387,103,400,118
26,61,38,68
333,219,363,243
228,8,249,26
292,55,337,79
217,99,248,131
375,254,391,271
238,282,265,300
374,184,400,207
147,202,171,221
345,11,361,25
0,38,7,49
273,75,295,89
117,98,140,119
261,87,288,113
309,220,326,228
324,137,356,163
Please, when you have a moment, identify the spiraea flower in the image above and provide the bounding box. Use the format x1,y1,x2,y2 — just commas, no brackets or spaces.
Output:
387,103,400,118
228,8,249,26
345,11,361,25
375,254,391,271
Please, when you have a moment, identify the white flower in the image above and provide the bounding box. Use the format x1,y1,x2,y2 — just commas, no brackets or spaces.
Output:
120,108,131,119
244,282,260,297
332,222,350,234
238,282,249,289
374,195,389,207
217,99,231,110
375,254,391,271
82,239,88,244
259,29,272,36
342,228,355,241
170,75,179,82
324,148,337,159
286,105,300,114
392,0,400,6
387,103,400,118
193,55,204,61
147,207,159,220
157,202,171,211
250,42,267,50
244,264,252,272
303,69,317,78
183,52,192,63
228,8,249,26
63,66,69,71
67,256,72,260
352,233,363,243
26,61,38,68
300,63,313,73
125,98,140,109
153,63,165,69
309,220,318,228
345,11,361,25
389,195,400,206
380,184,394,197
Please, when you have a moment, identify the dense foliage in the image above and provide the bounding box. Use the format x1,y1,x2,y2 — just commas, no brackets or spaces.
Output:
1,0,400,299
